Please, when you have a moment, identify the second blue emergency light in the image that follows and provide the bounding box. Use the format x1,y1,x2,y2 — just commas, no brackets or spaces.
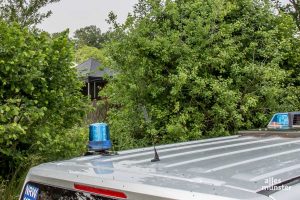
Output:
88,123,112,152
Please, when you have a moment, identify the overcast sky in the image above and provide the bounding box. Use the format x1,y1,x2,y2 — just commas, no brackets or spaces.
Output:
38,0,290,35
38,0,138,35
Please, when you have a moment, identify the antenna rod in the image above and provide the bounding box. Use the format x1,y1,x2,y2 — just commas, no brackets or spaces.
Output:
141,105,161,162
151,146,160,162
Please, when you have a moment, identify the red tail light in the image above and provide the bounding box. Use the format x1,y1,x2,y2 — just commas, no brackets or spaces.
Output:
74,184,127,199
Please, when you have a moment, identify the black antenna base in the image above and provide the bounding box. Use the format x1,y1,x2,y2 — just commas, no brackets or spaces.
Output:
151,147,160,162
84,150,118,156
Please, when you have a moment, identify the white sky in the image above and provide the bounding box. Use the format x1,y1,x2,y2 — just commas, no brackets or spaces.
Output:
38,0,138,35
39,0,290,35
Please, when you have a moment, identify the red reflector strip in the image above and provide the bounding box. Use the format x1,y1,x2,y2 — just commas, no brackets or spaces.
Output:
74,184,127,199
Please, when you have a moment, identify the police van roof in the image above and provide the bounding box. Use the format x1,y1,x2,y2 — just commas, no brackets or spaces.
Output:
27,135,300,200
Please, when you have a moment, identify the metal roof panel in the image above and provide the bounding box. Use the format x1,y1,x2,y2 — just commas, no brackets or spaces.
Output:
27,135,300,199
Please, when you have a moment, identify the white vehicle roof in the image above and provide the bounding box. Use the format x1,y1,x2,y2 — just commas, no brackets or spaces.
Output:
24,135,300,200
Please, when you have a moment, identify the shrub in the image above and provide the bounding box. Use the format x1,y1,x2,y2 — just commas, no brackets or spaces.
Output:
0,20,89,178
101,0,300,149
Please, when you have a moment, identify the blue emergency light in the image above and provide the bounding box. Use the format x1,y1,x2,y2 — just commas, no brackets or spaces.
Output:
267,113,289,129
88,123,112,152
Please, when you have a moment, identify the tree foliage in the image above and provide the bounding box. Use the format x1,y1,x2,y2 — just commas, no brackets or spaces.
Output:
0,20,88,177
272,0,300,86
74,25,109,49
273,0,300,33
75,45,107,65
0,0,60,27
101,0,300,149
279,0,300,31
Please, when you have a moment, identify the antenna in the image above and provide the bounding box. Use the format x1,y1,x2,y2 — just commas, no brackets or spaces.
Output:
141,105,160,162
151,146,160,162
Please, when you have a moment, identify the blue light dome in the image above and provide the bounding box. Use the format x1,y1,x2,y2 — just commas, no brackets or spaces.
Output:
88,123,112,151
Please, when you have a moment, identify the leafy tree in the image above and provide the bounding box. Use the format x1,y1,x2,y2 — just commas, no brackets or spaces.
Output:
272,0,300,85
75,45,107,64
74,25,109,49
0,0,60,27
0,20,88,177
280,0,300,31
101,0,300,149
273,0,300,31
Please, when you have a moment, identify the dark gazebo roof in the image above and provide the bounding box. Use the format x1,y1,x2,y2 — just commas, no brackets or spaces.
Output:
76,58,113,82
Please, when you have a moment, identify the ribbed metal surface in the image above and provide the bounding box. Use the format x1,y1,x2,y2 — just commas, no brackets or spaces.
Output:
31,135,300,199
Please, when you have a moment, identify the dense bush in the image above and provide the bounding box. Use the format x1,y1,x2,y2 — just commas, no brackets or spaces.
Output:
0,20,89,178
101,0,300,149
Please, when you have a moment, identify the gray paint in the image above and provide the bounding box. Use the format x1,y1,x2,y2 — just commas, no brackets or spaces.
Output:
21,135,300,199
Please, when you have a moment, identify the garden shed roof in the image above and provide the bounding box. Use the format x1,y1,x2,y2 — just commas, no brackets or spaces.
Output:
76,58,113,80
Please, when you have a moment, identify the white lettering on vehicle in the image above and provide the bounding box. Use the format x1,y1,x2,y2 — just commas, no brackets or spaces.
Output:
24,185,39,199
